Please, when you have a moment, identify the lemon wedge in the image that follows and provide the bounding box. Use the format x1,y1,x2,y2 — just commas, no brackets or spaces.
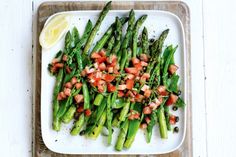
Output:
39,14,71,49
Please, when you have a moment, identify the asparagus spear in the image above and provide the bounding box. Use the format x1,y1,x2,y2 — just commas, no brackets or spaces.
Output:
52,69,64,131
132,15,147,57
88,112,107,139
71,113,85,135
111,17,123,55
83,1,112,55
115,119,129,151
141,27,149,55
61,105,77,124
159,106,168,139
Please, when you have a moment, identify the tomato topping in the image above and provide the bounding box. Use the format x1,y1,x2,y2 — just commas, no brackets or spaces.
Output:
84,109,92,117
149,102,158,110
97,80,106,93
54,63,64,68
107,83,116,92
107,66,114,73
98,63,106,71
118,84,126,90
93,62,99,69
140,54,149,62
144,89,152,98
74,94,84,104
169,115,176,125
59,92,67,99
141,84,150,92
118,91,124,97
141,61,148,66
166,94,178,106
102,74,115,83
168,64,179,75
125,67,138,75
75,82,82,89
130,97,135,102
157,85,169,96
71,77,78,85
125,90,135,98
142,73,150,79
96,56,107,63
126,79,134,90
145,117,151,124
132,57,140,65
106,54,117,64
62,55,68,61
77,105,84,113
135,94,145,102
143,106,152,114
91,52,101,59
125,74,135,80
52,58,59,64
140,123,147,129
64,88,71,96
65,82,72,89
65,66,71,74
81,69,86,77
99,49,106,57
57,94,62,100
134,62,142,71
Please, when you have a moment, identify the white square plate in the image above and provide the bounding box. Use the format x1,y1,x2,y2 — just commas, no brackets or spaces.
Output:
41,10,186,154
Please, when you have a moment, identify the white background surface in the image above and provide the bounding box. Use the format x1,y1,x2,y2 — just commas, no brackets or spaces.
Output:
0,0,235,156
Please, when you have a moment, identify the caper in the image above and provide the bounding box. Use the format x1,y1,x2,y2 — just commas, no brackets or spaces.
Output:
172,106,178,111
79,130,86,136
175,116,179,122
174,127,179,133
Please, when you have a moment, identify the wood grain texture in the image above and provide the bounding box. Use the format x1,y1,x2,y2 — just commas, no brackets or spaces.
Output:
34,1,191,157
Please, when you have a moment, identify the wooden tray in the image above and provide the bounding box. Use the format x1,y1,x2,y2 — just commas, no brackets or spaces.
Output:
34,1,192,157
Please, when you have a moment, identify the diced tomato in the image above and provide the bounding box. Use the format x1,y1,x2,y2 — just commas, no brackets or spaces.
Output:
95,71,102,79
66,66,71,74
130,97,135,102
143,106,152,114
118,91,124,97
144,89,152,98
157,85,169,96
99,49,106,57
91,52,101,59
135,76,140,81
109,60,117,67
135,94,145,102
57,94,62,100
52,58,59,64
85,67,95,74
74,94,84,104
134,62,142,71
71,77,78,85
132,90,138,95
50,66,57,73
96,56,107,63
125,90,135,98
133,113,140,119
145,117,151,124
75,82,82,89
140,123,147,129
59,92,67,99
77,105,84,113
141,61,148,66
98,63,106,71
54,63,64,68
107,66,114,73
62,55,68,61
128,113,140,120
166,94,178,106
107,83,116,92
126,79,134,90
65,82,72,89
168,64,179,75
155,97,163,106
118,84,126,90
81,69,86,77
169,115,176,125
141,84,150,92
125,67,138,75
84,109,92,117
142,73,150,79
93,62,99,69
97,80,106,93
102,74,115,83
125,74,135,80
132,57,140,65
106,54,117,64
140,54,149,62
149,102,158,110
64,88,71,96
